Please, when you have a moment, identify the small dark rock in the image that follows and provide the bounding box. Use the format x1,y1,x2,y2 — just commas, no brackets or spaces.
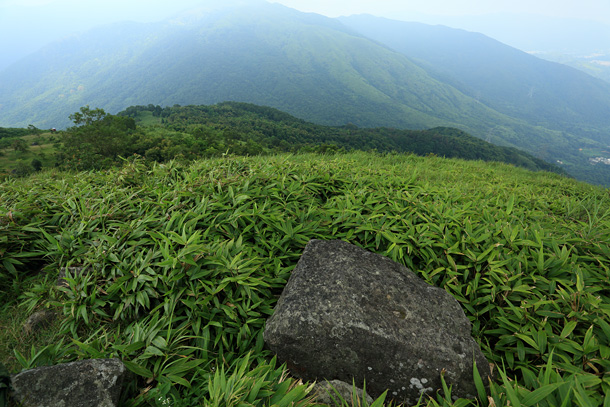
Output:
57,266,87,288
23,310,56,335
10,359,126,407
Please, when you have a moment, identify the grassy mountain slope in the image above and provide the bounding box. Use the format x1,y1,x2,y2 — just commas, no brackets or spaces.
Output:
0,2,467,131
339,15,610,143
539,52,610,85
2,152,609,405
0,3,593,146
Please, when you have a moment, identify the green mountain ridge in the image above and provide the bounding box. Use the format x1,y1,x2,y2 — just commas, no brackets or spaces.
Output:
0,101,566,177
0,2,609,184
120,102,565,174
339,15,610,142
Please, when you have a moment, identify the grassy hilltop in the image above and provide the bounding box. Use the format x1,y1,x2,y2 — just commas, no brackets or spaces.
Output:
1,151,609,406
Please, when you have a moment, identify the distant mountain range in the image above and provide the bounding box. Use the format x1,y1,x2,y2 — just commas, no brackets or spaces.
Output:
339,15,610,143
437,13,610,84
531,51,610,86
402,13,610,55
1,1,610,184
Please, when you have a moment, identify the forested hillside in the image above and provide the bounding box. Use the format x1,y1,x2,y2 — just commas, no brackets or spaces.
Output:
339,15,610,143
120,103,563,174
0,1,483,131
6,101,566,174
0,102,565,180
1,1,609,185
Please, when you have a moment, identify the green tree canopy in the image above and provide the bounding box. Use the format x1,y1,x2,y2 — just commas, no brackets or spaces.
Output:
61,106,137,170
11,138,28,153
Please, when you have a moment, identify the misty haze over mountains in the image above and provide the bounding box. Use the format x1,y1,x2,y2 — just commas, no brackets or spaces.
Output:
404,13,610,84
400,12,610,53
1,0,610,185
2,2,609,79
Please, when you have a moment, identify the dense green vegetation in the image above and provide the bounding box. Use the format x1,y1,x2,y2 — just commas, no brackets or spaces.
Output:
1,151,609,406
0,126,42,140
1,103,565,177
117,102,564,174
0,130,60,178
118,102,610,187
60,106,137,170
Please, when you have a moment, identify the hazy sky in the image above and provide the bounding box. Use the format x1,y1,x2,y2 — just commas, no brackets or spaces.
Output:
1,0,610,69
273,0,610,21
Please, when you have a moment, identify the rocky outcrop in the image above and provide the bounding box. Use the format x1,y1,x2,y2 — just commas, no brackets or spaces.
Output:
56,266,88,288
10,358,126,407
22,310,56,335
21,266,88,335
264,239,491,405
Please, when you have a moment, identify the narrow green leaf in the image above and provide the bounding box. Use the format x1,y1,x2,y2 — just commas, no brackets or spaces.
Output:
473,360,488,406
521,383,562,406
498,366,522,407
274,385,307,407
167,374,191,388
506,194,515,215
144,345,164,356
369,390,388,407
515,333,539,350
573,380,595,407
123,360,153,378
561,321,578,338
542,348,555,386
72,340,104,358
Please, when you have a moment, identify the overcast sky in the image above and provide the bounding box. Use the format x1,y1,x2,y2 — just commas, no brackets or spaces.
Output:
2,0,610,70
273,0,610,21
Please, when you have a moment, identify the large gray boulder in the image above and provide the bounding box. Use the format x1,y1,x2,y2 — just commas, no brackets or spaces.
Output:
264,239,491,405
10,358,126,407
